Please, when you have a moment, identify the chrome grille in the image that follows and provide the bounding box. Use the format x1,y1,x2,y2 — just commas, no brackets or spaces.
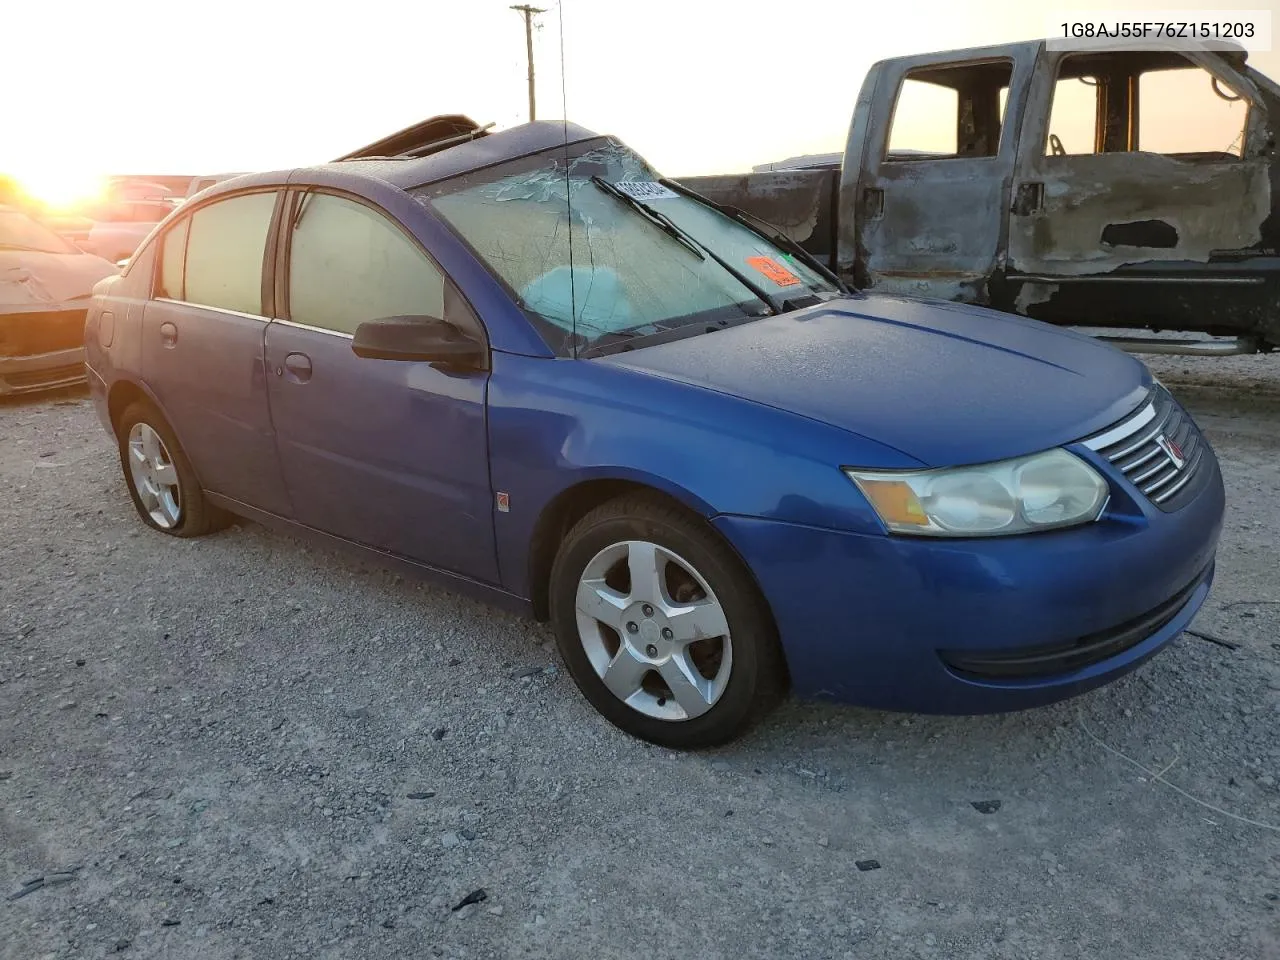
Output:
1082,386,1208,510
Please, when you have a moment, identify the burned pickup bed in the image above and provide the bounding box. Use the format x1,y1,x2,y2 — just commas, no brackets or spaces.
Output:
680,40,1280,354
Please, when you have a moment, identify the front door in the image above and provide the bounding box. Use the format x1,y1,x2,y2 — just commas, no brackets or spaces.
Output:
263,190,498,582
1006,49,1270,328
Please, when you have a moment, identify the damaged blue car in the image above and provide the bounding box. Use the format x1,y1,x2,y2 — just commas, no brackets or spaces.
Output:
84,117,1224,747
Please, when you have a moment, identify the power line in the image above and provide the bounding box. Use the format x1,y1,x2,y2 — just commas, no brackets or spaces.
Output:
510,4,547,122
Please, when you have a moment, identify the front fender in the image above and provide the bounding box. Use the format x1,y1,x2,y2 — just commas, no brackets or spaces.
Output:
487,351,920,596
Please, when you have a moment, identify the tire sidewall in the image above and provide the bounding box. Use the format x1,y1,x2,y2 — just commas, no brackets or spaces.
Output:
550,507,772,748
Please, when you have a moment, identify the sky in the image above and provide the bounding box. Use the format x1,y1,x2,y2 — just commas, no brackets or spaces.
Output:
6,0,1278,194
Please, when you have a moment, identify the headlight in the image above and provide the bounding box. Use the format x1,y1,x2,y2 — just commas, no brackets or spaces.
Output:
844,449,1108,537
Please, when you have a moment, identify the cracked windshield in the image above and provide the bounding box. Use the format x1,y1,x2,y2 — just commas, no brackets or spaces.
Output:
418,140,838,355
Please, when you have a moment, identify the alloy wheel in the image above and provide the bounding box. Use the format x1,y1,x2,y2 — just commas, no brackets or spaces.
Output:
575,539,733,721
127,422,182,529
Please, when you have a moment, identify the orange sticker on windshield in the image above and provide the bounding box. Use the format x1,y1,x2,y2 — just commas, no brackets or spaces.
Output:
746,255,802,287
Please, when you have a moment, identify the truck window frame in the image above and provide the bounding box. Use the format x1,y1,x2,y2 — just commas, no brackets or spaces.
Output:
1043,50,1253,160
882,57,1015,164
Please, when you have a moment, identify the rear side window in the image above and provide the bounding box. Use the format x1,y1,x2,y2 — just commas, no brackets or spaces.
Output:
286,192,446,335
156,191,277,315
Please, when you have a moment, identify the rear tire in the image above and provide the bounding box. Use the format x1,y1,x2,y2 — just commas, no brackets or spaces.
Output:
549,493,785,748
116,400,226,538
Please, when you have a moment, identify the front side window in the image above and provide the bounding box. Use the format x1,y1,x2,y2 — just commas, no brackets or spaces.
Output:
286,192,446,336
1046,73,1102,156
1139,64,1247,158
416,139,839,356
1045,54,1249,159
163,191,277,315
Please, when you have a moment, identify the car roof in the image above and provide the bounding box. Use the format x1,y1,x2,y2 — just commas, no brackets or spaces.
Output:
200,121,604,200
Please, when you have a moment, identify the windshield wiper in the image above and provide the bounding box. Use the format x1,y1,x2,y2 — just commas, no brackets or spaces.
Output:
658,177,852,294
590,176,705,262
589,176,781,315
576,328,650,360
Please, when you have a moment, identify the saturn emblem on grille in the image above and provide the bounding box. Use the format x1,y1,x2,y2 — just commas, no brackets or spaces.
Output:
1156,434,1186,470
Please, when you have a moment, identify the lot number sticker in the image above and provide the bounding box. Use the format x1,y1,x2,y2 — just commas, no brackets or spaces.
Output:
612,180,680,201
746,255,802,287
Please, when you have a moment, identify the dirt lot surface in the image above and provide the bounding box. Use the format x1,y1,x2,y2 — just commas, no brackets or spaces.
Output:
2,355,1278,960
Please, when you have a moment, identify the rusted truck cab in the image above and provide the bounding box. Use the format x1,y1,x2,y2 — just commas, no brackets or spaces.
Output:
682,40,1279,351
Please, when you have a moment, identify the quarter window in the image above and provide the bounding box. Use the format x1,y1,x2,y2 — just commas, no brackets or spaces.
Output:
156,191,277,315
156,216,189,300
286,193,447,336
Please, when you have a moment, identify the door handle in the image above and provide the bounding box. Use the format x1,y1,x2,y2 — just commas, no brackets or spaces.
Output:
283,352,313,383
861,187,884,220
1011,182,1044,217
159,321,177,347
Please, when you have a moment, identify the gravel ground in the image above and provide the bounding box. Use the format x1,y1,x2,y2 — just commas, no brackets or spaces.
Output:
2,355,1278,960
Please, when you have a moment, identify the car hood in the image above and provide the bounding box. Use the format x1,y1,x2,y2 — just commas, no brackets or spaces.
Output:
601,294,1151,467
0,250,120,309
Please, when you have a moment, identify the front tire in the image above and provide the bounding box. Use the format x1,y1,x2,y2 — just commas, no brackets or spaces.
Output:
549,493,785,748
116,400,225,537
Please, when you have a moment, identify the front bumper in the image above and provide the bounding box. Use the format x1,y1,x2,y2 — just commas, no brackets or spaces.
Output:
713,451,1224,714
0,346,87,396
1,304,89,396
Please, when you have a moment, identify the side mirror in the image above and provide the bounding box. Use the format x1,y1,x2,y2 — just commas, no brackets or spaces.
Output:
351,315,486,369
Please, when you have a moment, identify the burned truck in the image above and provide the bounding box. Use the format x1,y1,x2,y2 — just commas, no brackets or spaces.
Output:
679,39,1279,355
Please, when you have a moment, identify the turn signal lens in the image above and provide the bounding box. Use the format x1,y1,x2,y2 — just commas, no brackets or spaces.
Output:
854,478,930,528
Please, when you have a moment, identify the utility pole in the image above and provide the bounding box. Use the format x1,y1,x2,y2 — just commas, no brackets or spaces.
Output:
510,4,546,122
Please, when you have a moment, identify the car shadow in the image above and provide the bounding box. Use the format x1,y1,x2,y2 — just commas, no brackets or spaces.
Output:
0,383,90,409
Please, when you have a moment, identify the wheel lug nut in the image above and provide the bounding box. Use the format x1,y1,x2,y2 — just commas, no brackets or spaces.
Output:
645,644,659,657
626,622,639,634
642,604,654,617
661,627,673,640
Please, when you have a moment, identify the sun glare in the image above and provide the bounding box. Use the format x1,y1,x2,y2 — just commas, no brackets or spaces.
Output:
9,167,109,211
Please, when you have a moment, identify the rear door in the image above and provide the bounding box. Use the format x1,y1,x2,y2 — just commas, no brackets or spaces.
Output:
141,190,293,515
263,189,498,582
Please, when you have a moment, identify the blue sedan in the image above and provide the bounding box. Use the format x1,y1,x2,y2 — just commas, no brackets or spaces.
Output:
83,121,1224,747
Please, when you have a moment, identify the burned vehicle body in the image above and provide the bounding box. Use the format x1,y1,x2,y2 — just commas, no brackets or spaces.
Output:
1,206,119,395
681,40,1279,352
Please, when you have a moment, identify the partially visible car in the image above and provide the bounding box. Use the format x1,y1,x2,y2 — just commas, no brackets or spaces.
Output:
1,205,118,395
105,178,176,202
184,173,247,200
57,199,177,264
